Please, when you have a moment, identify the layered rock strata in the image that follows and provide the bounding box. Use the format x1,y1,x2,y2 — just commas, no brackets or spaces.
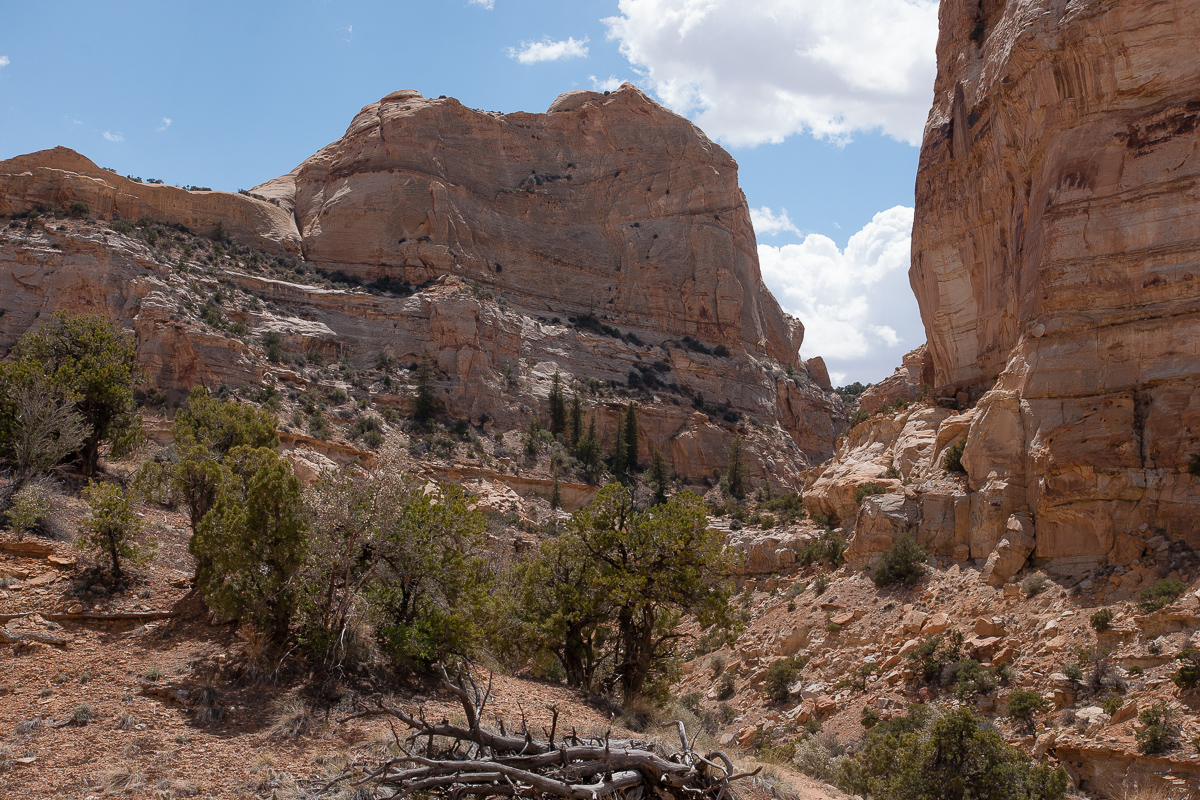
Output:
0,85,846,482
883,0,1200,565
270,85,801,365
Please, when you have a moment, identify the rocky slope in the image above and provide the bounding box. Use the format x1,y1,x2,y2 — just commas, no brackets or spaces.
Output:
815,0,1200,570
677,542,1200,799
0,84,846,484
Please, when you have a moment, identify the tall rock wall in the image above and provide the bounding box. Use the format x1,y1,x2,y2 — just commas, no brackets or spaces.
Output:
908,0,1200,561
266,84,801,366
0,85,846,482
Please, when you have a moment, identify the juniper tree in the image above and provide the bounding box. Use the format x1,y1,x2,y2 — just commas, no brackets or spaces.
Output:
192,446,306,644
548,371,567,435
516,484,734,697
9,313,143,475
649,451,670,506
568,394,583,449
413,353,440,426
78,480,155,582
576,416,601,477
725,433,746,500
135,388,279,580
623,402,640,474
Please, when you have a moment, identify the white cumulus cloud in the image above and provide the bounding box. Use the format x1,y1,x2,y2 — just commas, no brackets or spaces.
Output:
102,130,124,142
750,206,801,237
589,74,625,92
0,56,9,68
758,205,924,385
156,117,172,132
469,0,494,8
507,36,589,65
603,0,938,146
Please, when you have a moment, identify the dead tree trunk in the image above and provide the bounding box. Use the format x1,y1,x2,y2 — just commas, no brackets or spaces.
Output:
322,665,758,800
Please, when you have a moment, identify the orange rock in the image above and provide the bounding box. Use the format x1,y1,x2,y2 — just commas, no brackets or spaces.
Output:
909,0,1200,560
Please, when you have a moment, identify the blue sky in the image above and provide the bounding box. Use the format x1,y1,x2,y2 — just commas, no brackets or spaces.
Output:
0,0,939,386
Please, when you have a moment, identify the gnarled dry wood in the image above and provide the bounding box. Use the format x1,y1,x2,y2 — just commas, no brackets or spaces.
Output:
48,611,180,622
322,665,758,800
0,628,69,646
139,682,197,709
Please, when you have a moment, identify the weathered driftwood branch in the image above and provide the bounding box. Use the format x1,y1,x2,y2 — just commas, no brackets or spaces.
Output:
1,610,179,624
325,664,757,800
0,628,69,646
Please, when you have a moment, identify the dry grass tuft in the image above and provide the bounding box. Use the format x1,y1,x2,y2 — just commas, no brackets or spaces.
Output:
268,697,315,740
102,765,146,793
1106,779,1194,800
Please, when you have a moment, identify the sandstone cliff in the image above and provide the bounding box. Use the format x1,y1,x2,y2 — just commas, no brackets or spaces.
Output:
0,85,845,484
273,85,801,365
809,0,1200,572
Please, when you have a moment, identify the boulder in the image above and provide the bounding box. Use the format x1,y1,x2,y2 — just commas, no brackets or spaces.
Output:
846,492,918,562
973,617,1006,638
981,514,1036,586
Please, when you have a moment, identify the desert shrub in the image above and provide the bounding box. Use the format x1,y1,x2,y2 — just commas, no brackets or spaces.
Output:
7,482,52,538
761,491,805,524
1102,697,1124,716
692,625,736,658
793,735,841,781
1173,648,1200,691
78,481,155,581
1090,608,1114,632
812,573,830,595
943,439,966,473
314,474,492,673
1063,662,1084,683
1128,664,1144,676
716,673,735,700
1083,648,1117,694
799,529,845,568
68,201,90,218
1007,690,1048,727
950,659,998,700
1135,702,1181,754
1139,578,1186,613
261,331,285,364
111,219,135,235
349,414,385,448
0,375,89,484
907,631,964,685
837,661,880,693
762,656,805,704
709,653,727,677
854,482,885,504
873,534,927,588
1022,572,1051,597
835,705,1068,800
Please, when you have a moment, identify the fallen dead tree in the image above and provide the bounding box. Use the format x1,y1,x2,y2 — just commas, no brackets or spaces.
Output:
321,665,758,800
